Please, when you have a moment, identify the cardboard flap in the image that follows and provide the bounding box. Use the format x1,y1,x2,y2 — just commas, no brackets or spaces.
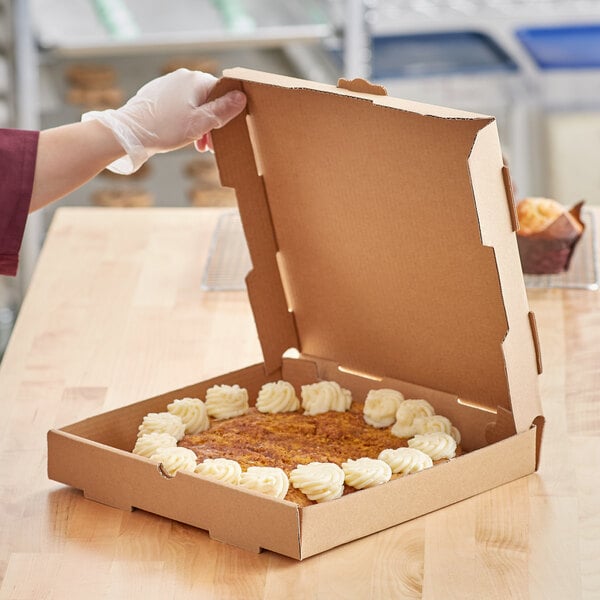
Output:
502,165,519,232
211,68,542,432
337,78,387,96
210,75,299,373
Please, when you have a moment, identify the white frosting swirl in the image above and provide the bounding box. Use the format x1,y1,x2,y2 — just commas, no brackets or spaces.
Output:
378,447,433,475
239,466,289,500
138,412,186,441
289,462,345,502
132,432,178,458
195,458,242,485
408,432,457,460
391,399,435,438
363,388,404,428
301,381,352,416
450,426,462,445
341,457,392,489
414,417,462,445
256,381,300,414
205,384,249,420
150,446,197,476
167,397,210,434
413,414,453,436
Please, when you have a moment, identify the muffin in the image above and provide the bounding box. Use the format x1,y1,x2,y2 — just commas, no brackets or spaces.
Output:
516,197,585,274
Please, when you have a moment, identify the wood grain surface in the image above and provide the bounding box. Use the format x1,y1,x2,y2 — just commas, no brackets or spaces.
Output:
0,207,598,599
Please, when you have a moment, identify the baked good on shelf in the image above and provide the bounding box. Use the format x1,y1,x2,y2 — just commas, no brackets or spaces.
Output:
91,187,154,208
188,187,237,207
516,197,585,274
65,64,123,109
66,86,124,109
183,157,221,185
65,64,116,89
161,57,219,76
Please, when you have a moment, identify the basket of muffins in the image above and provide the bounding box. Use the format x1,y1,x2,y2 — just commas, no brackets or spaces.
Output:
516,196,585,275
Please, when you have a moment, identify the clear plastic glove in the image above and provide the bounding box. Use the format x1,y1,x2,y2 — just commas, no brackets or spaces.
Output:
81,68,246,174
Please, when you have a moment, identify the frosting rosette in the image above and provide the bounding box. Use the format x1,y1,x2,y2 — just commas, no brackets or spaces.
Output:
132,432,178,458
391,399,435,438
137,412,186,441
195,458,242,485
413,414,452,436
341,457,392,489
167,397,209,434
413,414,461,444
239,466,289,499
205,384,249,420
256,380,300,414
301,381,352,416
408,432,457,460
363,388,404,428
450,426,461,445
378,447,433,475
289,462,345,502
150,446,197,476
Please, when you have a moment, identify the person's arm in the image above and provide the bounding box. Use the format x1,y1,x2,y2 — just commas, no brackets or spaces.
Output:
2,69,245,277
31,68,246,212
29,120,124,212
0,128,38,275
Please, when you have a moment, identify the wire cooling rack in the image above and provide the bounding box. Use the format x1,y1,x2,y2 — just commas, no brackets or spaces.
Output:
523,209,599,291
202,209,599,292
201,210,252,291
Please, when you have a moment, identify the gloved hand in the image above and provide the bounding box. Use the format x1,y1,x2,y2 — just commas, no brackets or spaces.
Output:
82,68,246,174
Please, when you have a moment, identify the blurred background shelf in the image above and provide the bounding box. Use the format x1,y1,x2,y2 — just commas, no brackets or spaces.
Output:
4,0,600,358
31,0,334,56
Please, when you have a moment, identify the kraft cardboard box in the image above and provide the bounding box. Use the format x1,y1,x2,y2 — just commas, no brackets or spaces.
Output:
48,68,545,560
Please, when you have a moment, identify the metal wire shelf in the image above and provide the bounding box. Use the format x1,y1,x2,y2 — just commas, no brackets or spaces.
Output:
203,208,599,293
201,210,251,292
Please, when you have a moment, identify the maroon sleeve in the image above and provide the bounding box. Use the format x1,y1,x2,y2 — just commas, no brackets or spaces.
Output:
0,128,40,276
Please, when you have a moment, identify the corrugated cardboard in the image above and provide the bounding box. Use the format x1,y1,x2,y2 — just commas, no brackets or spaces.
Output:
48,68,544,560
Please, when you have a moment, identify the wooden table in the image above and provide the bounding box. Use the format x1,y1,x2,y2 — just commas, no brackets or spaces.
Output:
1,207,598,599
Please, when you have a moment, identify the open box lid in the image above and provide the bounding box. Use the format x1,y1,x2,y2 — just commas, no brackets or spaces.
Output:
210,68,543,435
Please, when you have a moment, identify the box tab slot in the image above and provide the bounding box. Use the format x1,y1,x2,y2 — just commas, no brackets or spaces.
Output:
528,311,543,374
502,165,519,232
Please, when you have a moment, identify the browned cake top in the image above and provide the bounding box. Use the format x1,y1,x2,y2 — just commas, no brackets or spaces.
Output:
179,402,410,506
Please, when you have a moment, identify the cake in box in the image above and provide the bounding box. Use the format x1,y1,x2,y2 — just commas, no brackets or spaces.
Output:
48,68,544,560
